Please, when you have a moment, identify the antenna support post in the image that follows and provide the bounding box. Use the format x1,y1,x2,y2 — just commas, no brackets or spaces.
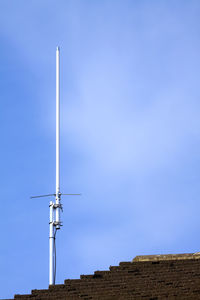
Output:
49,201,55,285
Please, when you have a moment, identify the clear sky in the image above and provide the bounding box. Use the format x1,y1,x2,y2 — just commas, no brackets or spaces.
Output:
1,0,200,298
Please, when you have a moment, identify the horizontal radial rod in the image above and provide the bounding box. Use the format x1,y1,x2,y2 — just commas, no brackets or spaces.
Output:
30,193,81,199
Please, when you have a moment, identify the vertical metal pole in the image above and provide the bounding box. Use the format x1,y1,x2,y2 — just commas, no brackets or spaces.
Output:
49,201,54,285
56,46,60,229
49,46,61,286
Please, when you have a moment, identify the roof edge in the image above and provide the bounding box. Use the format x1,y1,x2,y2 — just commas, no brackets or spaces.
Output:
132,252,200,262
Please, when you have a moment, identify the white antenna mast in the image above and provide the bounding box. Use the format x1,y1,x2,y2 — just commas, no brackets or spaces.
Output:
31,47,80,286
49,46,61,285
56,46,61,229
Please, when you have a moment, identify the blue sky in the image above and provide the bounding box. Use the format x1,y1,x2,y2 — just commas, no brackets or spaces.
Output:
1,0,200,298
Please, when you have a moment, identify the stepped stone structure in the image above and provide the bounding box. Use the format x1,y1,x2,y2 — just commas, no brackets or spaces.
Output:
4,253,200,299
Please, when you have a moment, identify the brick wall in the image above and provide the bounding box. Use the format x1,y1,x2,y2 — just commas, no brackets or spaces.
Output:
4,253,200,299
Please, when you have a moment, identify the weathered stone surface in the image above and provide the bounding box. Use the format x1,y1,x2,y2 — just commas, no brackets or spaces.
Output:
133,252,200,262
